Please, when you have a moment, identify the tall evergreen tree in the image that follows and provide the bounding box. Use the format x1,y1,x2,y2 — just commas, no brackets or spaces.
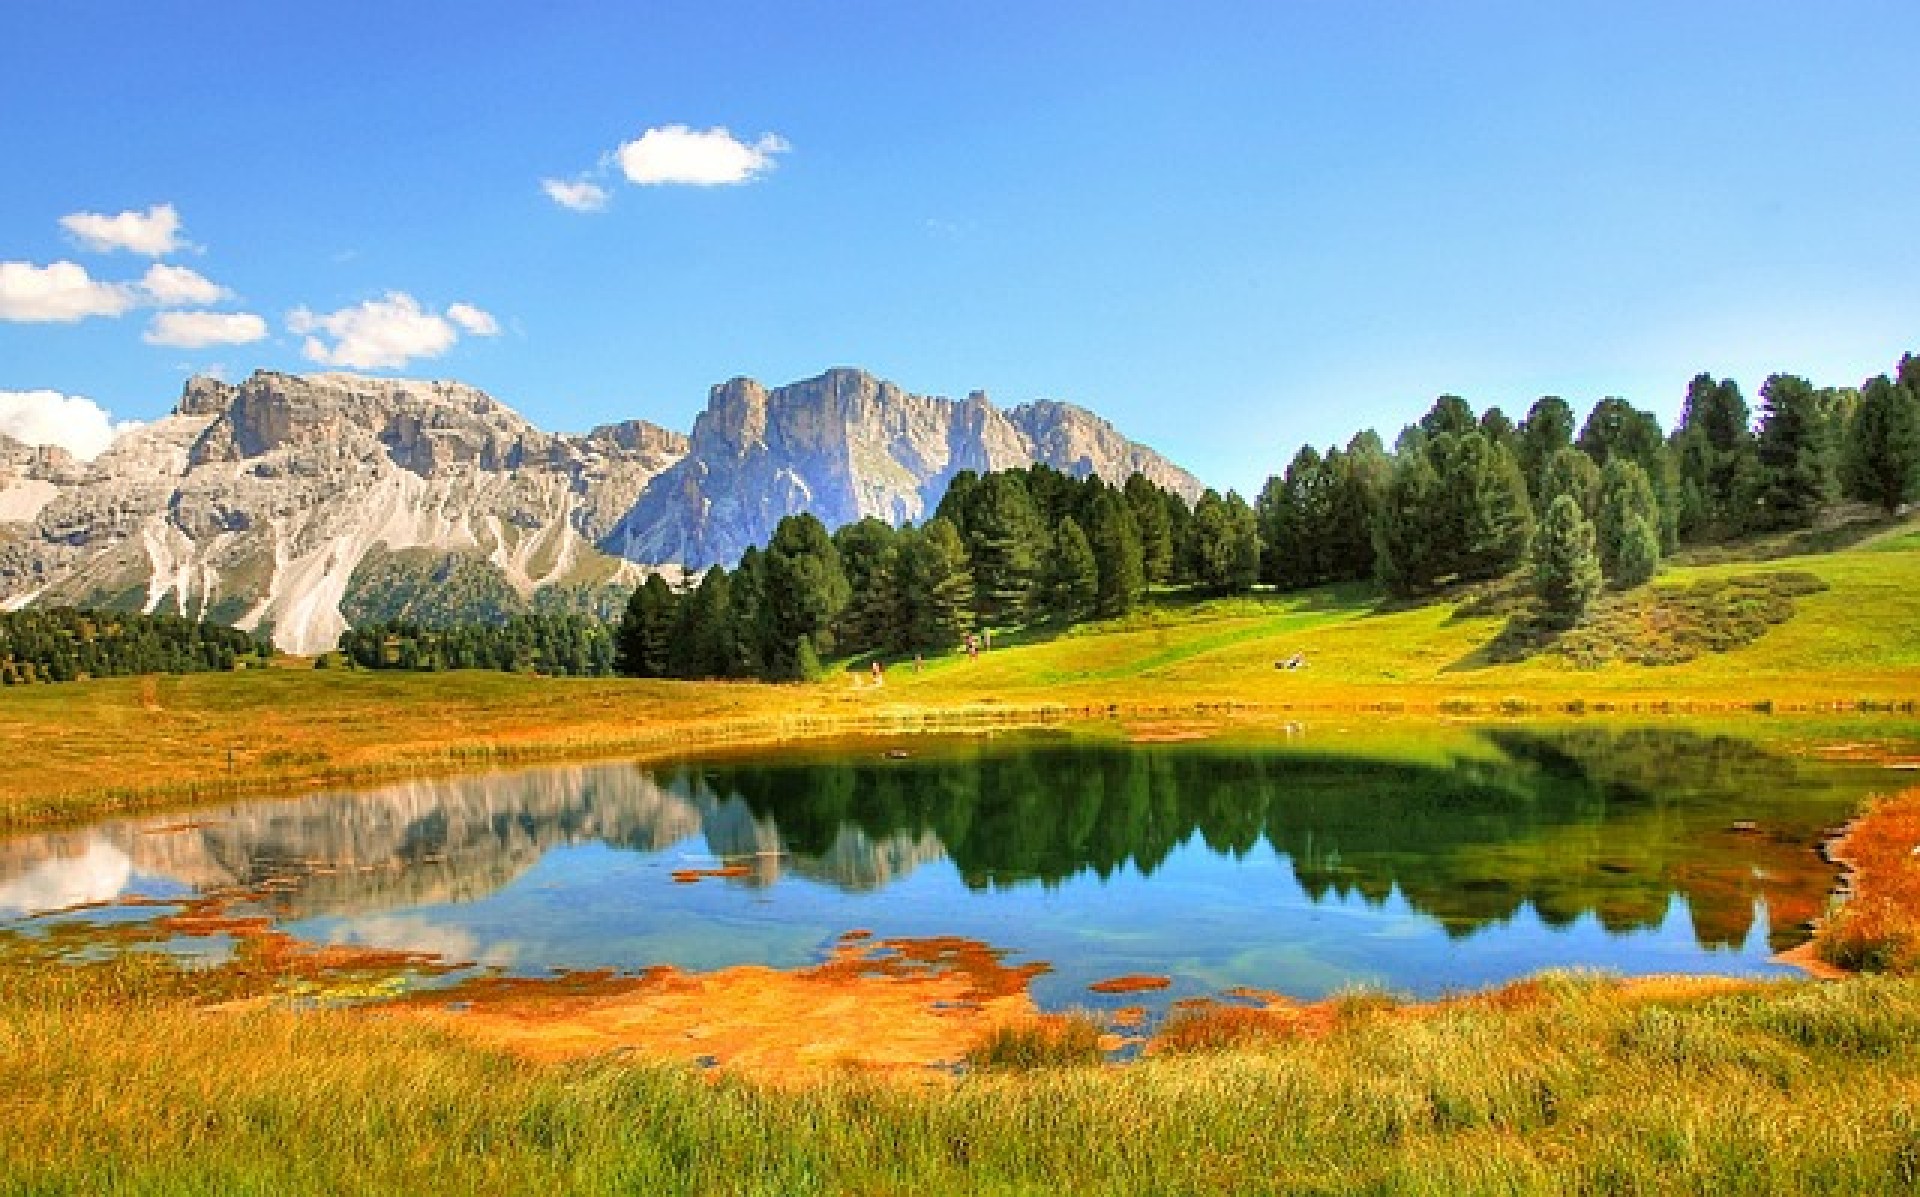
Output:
1428,431,1534,584
1257,445,1329,589
899,518,975,649
1517,395,1576,502
1040,516,1099,620
1538,447,1601,518
727,547,767,677
832,517,900,655
1577,396,1677,548
1420,394,1478,439
1088,487,1145,616
615,573,678,677
1672,373,1756,540
964,471,1046,626
1123,473,1176,585
1595,459,1661,583
1752,372,1835,530
1532,495,1603,627
1843,373,1920,514
1373,450,1446,598
759,514,851,679
1189,489,1259,593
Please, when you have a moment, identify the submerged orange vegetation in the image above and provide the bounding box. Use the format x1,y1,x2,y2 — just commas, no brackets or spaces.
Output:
401,932,1046,1084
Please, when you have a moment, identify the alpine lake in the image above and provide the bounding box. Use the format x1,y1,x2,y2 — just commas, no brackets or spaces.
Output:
2,720,1910,1031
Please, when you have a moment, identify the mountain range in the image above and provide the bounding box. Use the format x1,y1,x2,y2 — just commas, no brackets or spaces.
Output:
0,368,1201,654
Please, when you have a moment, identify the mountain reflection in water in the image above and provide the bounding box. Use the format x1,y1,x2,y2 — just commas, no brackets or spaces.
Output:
0,727,1874,999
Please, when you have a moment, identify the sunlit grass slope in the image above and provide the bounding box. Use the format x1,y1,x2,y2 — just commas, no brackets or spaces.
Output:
2,530,1914,828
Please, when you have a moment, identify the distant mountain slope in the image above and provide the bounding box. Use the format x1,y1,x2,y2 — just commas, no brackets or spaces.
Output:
0,372,686,654
0,367,1201,652
605,368,1203,568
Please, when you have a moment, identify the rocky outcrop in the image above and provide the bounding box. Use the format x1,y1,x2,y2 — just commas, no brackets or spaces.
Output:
0,366,1200,650
0,371,686,652
605,368,1203,568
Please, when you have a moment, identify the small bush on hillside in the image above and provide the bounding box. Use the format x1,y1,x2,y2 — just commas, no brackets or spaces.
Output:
1485,571,1828,667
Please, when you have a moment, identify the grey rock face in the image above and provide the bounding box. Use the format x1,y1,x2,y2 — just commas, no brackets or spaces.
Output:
604,368,1202,568
0,366,1200,650
0,371,686,652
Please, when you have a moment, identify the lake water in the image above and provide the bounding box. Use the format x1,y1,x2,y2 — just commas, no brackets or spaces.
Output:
0,724,1899,1012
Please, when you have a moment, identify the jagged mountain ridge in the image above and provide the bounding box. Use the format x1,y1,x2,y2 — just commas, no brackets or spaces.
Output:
607,367,1203,568
0,367,1202,653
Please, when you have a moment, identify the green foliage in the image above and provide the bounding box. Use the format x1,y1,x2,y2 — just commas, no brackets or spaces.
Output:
1595,459,1661,584
1187,488,1260,594
1613,515,1661,589
1039,516,1098,621
899,517,975,650
961,472,1046,625
0,607,272,683
1517,394,1576,502
338,614,615,677
1123,472,1176,585
1753,373,1837,530
1378,431,1533,597
1538,446,1600,517
1491,571,1828,667
614,573,678,677
758,514,851,680
1531,495,1602,628
1673,373,1757,540
1088,486,1145,616
832,518,903,656
340,548,530,627
1843,373,1920,514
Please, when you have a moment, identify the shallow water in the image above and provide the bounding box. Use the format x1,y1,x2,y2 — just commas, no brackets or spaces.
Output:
0,723,1903,1011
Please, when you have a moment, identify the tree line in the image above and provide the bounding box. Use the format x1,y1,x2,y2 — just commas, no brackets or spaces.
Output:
615,464,1255,680
614,349,1918,677
334,613,617,676
0,607,273,684
1257,352,1920,626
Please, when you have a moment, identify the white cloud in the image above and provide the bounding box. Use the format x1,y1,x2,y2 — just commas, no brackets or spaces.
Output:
288,292,496,370
446,302,500,337
0,390,143,461
615,124,789,186
0,260,140,323
542,177,611,212
140,263,229,307
59,203,185,256
144,310,267,348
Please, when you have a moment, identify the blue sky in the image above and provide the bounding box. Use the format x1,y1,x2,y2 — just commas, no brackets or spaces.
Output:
3,2,1917,492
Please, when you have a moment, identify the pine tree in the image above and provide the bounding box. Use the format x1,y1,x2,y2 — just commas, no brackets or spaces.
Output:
1614,514,1661,589
1088,488,1145,616
1373,450,1445,598
1842,373,1920,514
900,518,975,649
1123,474,1176,585
1428,432,1533,584
1040,516,1099,620
1672,373,1756,540
831,517,900,655
964,472,1046,626
1532,494,1603,628
759,514,850,680
1595,459,1661,583
1517,395,1576,502
1538,447,1601,518
1752,373,1835,530
615,573,677,677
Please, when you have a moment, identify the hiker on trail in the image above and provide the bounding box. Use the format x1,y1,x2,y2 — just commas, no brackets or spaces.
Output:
913,654,923,673
871,659,884,687
983,628,993,651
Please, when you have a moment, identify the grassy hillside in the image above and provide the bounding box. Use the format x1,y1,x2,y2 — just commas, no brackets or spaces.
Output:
2,527,1914,828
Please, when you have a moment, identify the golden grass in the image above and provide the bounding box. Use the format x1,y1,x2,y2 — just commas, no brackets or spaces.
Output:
8,954,1920,1193
1819,786,1920,974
